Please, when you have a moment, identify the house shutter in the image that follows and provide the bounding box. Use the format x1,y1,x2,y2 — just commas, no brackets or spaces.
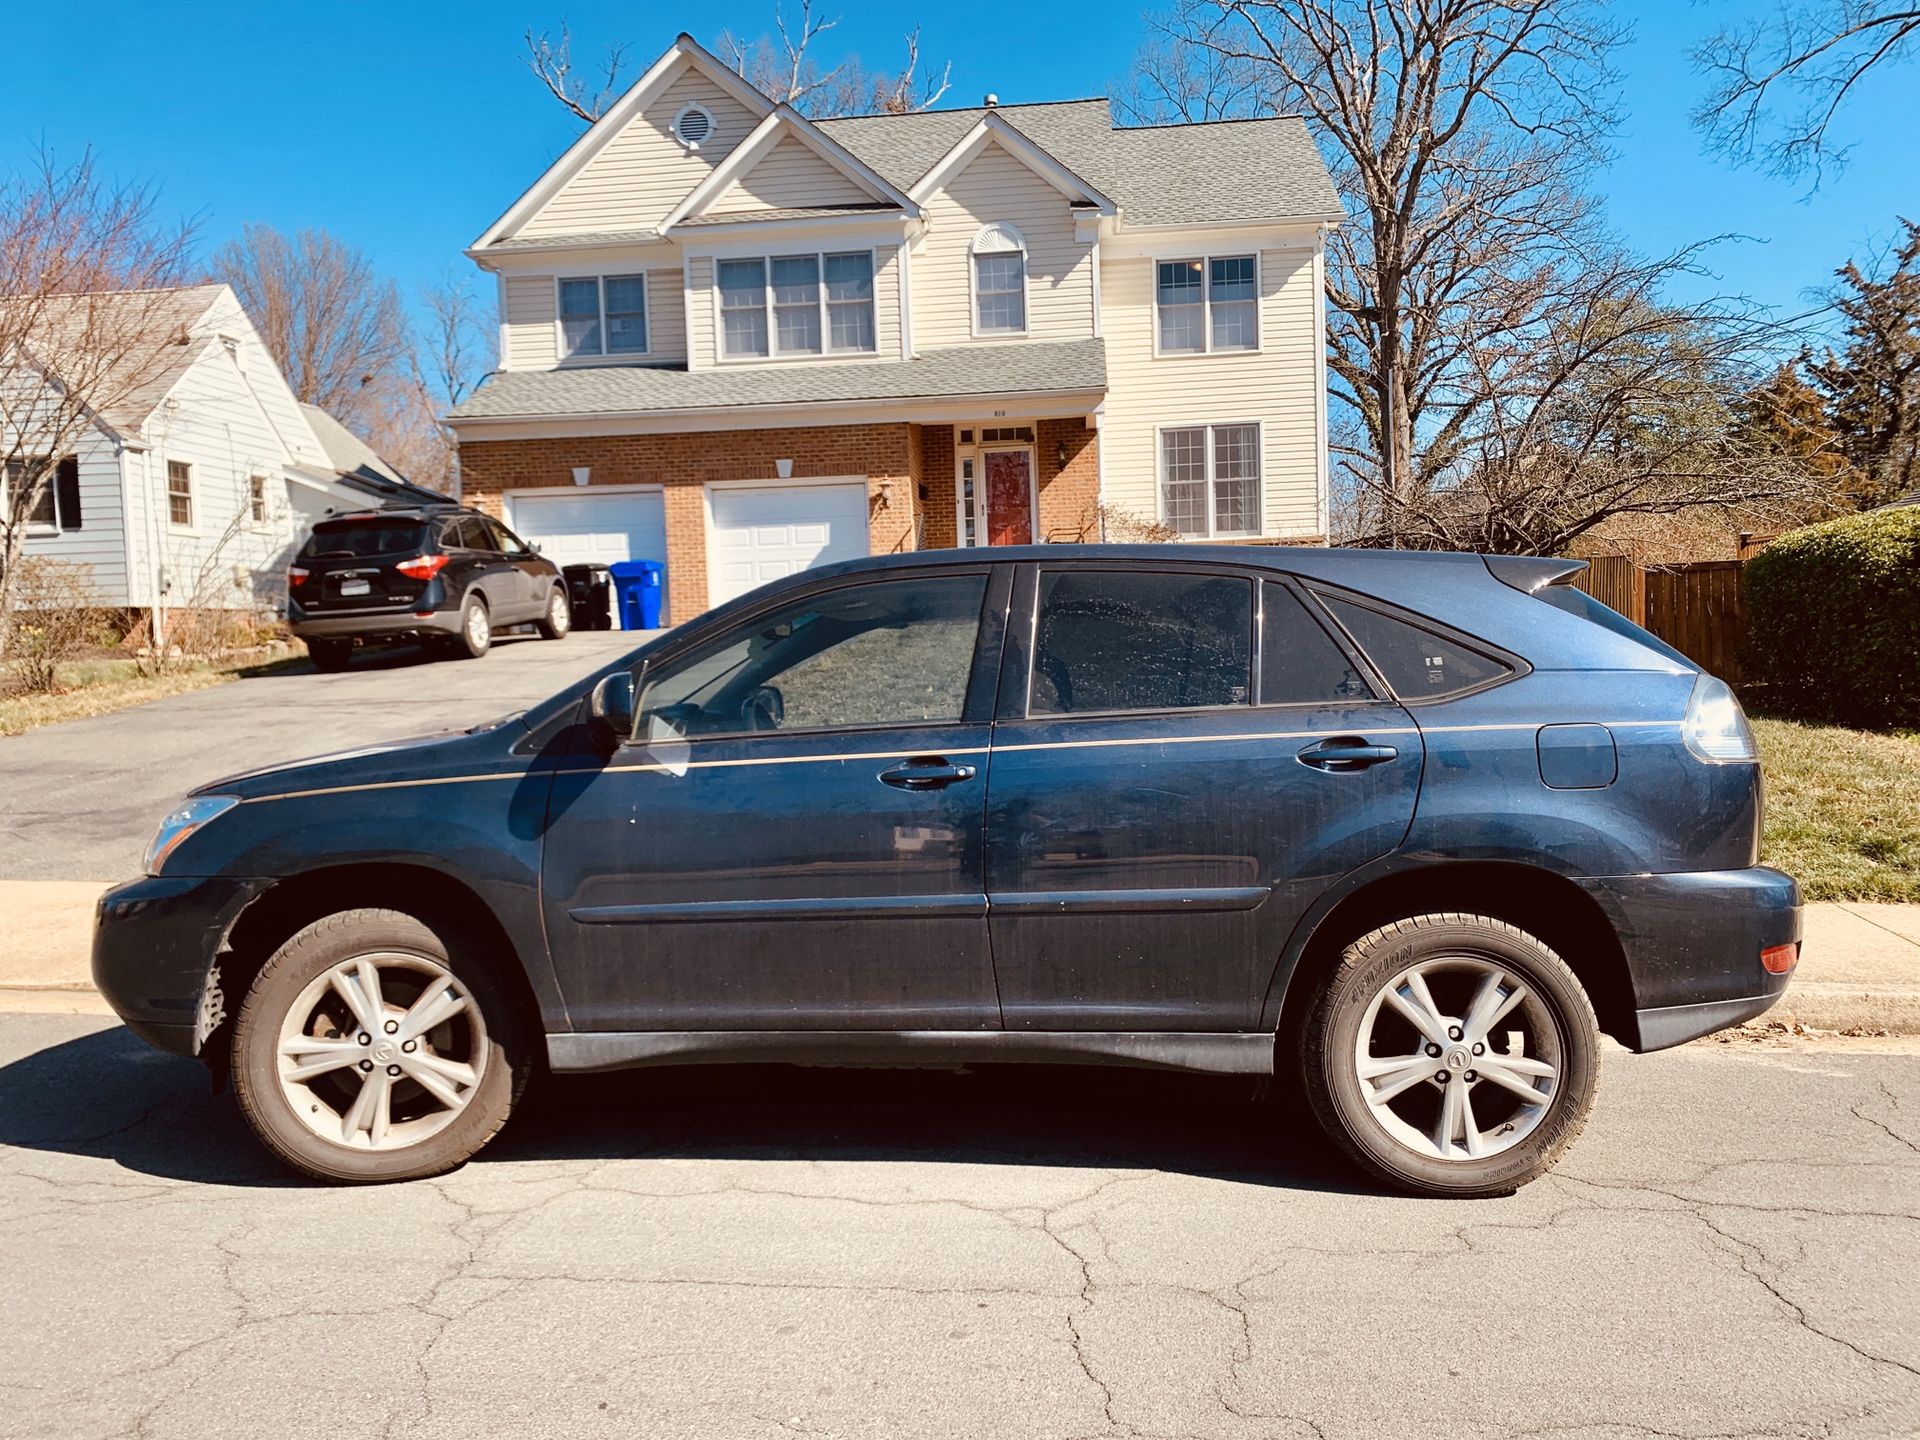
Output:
54,456,81,530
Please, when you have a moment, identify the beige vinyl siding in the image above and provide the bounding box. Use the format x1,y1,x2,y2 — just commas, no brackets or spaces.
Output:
15,431,132,605
518,71,758,238
709,136,877,214
504,269,688,369
1100,247,1323,539
685,242,901,370
910,139,1094,348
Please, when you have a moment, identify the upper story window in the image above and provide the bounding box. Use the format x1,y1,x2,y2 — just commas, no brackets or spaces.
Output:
971,224,1028,336
1157,255,1259,354
559,274,649,360
248,475,268,523
718,251,876,360
673,103,715,150
166,460,193,528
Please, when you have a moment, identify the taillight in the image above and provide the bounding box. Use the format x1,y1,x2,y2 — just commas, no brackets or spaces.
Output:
1681,675,1758,764
1761,943,1799,975
395,553,448,581
288,566,309,588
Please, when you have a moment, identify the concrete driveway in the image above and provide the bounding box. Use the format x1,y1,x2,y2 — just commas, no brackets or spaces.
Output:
0,631,642,883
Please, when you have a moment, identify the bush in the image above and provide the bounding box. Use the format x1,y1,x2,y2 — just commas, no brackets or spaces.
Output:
1742,506,1920,728
2,559,106,695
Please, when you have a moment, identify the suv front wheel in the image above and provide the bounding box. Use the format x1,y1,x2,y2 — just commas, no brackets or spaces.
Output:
451,595,491,659
1301,913,1599,1197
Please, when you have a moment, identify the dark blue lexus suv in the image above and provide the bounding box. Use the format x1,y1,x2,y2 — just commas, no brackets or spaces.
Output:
93,546,1799,1196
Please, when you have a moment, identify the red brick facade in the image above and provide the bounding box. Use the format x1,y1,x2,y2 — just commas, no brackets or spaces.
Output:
459,417,1103,622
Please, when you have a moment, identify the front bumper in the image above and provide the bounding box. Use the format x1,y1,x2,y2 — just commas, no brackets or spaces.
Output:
1576,866,1802,1051
92,874,271,1057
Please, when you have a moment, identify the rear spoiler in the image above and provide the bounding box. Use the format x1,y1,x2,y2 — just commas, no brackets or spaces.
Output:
1483,555,1588,594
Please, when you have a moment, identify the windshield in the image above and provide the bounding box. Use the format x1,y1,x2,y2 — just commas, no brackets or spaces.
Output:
1533,584,1695,668
301,520,430,560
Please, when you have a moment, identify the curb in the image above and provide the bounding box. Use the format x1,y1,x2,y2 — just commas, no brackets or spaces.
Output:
1763,983,1920,1037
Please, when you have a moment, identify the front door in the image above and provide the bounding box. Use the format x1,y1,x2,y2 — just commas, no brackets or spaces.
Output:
984,450,1034,546
541,567,1008,1032
984,564,1424,1031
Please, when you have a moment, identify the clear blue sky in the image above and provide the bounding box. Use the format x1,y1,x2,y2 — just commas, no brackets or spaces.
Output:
1,2,1912,336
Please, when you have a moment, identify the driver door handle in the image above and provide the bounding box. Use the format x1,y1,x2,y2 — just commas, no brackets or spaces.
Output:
878,758,977,790
1297,737,1400,772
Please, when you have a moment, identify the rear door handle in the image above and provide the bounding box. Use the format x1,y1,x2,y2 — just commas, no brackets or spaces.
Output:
1298,738,1399,772
879,758,977,790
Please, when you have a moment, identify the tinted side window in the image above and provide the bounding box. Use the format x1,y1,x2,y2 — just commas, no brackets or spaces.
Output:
465,517,504,553
1317,594,1511,699
1261,583,1377,704
637,574,988,739
491,521,532,556
1030,570,1252,716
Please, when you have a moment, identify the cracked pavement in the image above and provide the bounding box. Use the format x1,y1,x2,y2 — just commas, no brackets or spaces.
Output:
2,1016,1916,1440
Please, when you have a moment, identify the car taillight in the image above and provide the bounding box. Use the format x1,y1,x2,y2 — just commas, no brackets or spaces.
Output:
395,554,448,581
1681,675,1758,764
1761,942,1799,975
288,566,309,588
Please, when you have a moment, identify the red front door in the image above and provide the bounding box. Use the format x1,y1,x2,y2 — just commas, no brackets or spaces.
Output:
984,450,1034,546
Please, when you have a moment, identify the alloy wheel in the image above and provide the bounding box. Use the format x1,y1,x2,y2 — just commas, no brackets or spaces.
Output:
1351,955,1563,1162
465,604,490,650
275,952,488,1150
548,590,571,634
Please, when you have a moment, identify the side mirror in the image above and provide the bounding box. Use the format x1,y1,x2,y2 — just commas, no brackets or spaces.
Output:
588,671,637,745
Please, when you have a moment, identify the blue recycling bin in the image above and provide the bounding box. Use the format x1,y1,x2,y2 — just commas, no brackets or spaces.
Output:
608,559,664,630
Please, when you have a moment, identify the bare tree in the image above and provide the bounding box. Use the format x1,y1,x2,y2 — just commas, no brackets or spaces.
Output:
1805,219,1920,506
525,7,952,123
208,224,406,433
0,148,195,654
1134,1,1821,552
1694,2,1920,180
363,274,491,496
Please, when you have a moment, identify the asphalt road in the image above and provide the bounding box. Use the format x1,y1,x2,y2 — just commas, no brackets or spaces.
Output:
2,1016,1915,1439
0,631,641,883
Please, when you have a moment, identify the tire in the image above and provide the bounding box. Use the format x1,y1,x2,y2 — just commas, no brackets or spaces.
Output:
1300,912,1599,1198
535,585,572,640
230,909,530,1184
452,595,491,659
307,638,353,672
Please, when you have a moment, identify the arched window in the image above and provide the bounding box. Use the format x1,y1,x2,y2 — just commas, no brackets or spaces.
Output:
971,224,1028,336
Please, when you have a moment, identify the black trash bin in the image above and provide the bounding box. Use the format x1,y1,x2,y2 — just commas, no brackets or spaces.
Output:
562,563,613,631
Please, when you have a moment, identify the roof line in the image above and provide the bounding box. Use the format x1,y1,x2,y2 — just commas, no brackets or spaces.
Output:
816,95,1112,122
1117,113,1309,130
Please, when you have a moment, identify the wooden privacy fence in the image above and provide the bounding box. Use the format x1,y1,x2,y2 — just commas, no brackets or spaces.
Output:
1570,557,1749,680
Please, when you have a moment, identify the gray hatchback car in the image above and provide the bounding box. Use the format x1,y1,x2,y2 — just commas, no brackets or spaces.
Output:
96,546,1798,1194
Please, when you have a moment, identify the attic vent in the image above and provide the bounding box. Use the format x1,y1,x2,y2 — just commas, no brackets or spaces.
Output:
674,103,714,150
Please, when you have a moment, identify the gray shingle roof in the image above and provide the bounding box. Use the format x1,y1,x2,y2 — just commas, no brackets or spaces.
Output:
819,101,1342,228
450,338,1107,422
23,285,229,435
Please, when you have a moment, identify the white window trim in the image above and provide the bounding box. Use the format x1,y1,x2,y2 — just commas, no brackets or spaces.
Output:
1155,420,1264,540
1152,252,1262,359
247,474,269,525
553,272,654,365
165,459,194,532
673,102,716,152
953,432,1038,547
969,223,1030,340
713,248,880,365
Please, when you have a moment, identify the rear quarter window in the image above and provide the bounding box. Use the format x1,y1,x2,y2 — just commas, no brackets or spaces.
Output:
301,521,429,559
1316,593,1513,700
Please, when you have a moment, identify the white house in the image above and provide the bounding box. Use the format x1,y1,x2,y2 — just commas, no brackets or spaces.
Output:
7,282,435,625
448,33,1343,625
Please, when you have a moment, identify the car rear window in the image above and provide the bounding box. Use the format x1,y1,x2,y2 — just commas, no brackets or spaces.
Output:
301,520,428,560
1316,593,1512,700
1030,570,1253,715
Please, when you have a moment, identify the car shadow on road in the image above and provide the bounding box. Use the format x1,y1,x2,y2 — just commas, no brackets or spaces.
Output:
0,1025,1369,1196
232,633,550,681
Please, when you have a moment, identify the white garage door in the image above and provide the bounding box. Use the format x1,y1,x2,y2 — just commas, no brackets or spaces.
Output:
507,489,668,626
707,481,870,608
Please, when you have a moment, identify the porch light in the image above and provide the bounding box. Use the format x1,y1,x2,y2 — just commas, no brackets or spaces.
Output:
572,466,591,487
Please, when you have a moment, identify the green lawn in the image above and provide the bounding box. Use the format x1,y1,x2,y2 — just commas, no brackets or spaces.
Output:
1754,716,1920,902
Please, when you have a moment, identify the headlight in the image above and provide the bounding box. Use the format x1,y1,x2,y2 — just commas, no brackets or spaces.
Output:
144,795,240,874
1681,675,1757,764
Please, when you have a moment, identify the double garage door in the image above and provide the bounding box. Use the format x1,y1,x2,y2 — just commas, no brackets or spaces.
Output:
506,480,868,622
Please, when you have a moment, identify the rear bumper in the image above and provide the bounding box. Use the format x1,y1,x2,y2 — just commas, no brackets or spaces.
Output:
91,874,272,1058
1576,867,1802,1051
288,606,462,641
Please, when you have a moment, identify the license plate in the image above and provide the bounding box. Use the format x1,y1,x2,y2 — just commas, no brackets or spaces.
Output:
339,579,370,596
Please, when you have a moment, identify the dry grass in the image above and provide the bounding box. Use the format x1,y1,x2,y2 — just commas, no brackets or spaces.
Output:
1754,716,1920,903
0,648,302,738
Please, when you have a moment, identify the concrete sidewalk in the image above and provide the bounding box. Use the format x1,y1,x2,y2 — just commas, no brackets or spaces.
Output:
3,878,1915,1033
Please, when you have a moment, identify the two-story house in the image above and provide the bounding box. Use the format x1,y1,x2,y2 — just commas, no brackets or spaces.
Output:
449,33,1342,624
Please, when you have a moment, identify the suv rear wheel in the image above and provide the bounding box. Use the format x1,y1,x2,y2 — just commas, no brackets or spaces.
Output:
307,638,352,673
452,595,490,659
1301,913,1598,1197
535,585,571,640
230,909,529,1183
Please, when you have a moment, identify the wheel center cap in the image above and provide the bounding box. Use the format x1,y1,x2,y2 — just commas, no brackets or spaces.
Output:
1445,1047,1471,1072
371,1039,398,1064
